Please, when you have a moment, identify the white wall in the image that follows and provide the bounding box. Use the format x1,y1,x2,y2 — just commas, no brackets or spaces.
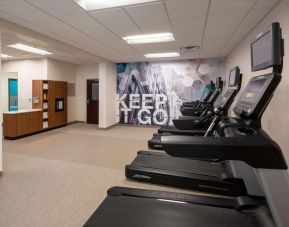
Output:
2,58,78,123
75,64,99,122
99,61,117,128
47,59,77,123
225,0,289,163
75,62,117,128
0,33,2,173
2,59,47,110
1,72,18,112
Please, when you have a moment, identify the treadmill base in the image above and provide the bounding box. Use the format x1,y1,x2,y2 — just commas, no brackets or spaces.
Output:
126,151,247,197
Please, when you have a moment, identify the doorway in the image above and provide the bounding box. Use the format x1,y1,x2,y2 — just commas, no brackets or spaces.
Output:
8,79,18,111
87,79,99,124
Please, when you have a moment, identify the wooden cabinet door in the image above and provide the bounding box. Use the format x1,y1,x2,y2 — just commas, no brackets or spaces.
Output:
48,81,67,128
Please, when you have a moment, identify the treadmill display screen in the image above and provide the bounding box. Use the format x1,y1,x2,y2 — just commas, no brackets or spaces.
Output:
241,78,266,105
228,69,236,86
251,31,272,70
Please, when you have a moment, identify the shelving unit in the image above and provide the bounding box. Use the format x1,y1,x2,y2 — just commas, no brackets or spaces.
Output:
32,80,67,130
42,81,49,129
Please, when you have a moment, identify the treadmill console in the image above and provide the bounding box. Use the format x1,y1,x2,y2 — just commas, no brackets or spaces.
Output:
233,73,280,119
251,22,283,72
228,66,241,87
214,89,235,110
214,66,241,110
207,77,222,103
233,22,284,119
215,77,222,89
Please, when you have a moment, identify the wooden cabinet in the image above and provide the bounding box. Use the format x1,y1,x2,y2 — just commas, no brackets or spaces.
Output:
48,81,67,128
33,80,67,129
3,110,43,138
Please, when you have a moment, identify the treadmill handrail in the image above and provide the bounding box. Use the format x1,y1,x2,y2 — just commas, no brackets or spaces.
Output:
162,130,287,170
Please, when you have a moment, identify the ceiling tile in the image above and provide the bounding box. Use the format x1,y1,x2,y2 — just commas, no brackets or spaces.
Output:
83,25,122,43
138,20,171,33
171,16,206,45
125,2,168,23
179,52,199,60
59,29,91,42
0,0,50,21
31,17,76,33
242,7,271,25
201,36,229,58
202,36,229,48
206,11,247,28
0,9,23,24
90,8,141,37
20,22,57,37
171,16,206,34
165,0,209,19
218,24,256,56
176,34,203,48
25,0,84,17
133,42,178,54
204,26,235,38
59,13,100,31
210,0,255,14
132,43,155,53
254,0,280,9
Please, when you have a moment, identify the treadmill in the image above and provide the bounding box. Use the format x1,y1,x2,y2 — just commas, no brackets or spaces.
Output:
182,80,215,108
148,67,242,150
157,77,223,136
84,23,289,227
128,68,264,196
180,77,223,116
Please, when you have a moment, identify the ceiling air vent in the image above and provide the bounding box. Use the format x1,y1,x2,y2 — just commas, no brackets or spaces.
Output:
179,46,200,53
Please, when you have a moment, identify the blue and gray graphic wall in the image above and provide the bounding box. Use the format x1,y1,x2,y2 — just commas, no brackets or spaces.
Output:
117,59,225,126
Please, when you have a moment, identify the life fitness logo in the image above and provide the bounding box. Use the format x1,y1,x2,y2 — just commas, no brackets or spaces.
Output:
117,94,169,125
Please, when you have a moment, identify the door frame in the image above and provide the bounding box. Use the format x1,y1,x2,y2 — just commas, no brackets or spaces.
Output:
86,79,99,124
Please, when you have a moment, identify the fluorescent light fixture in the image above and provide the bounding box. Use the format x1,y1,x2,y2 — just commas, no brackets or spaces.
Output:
144,52,180,58
8,44,52,55
1,53,12,59
123,33,174,44
74,0,159,11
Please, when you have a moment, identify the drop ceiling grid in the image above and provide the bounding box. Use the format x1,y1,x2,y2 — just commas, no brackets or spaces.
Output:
25,0,141,60
0,0,281,63
216,0,280,58
0,0,139,61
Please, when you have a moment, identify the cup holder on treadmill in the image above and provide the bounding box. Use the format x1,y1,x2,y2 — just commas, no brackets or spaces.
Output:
237,127,256,136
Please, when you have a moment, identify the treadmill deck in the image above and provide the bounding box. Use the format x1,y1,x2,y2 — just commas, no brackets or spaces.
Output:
84,187,272,227
126,151,247,196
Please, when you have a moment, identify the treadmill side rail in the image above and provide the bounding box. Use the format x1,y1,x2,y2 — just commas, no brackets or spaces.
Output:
162,131,287,169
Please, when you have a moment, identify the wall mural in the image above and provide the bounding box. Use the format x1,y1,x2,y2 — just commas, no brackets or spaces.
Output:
117,59,226,126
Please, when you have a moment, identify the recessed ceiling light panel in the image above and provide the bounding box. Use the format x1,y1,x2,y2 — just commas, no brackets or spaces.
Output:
144,52,180,58
8,44,53,55
123,33,174,44
0,53,12,59
74,0,159,11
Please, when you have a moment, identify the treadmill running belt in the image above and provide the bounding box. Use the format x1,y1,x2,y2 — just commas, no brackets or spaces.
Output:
158,127,206,135
84,188,271,227
131,151,224,177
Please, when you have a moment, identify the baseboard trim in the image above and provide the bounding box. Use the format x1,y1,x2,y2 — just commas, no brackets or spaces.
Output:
98,123,118,130
67,121,85,125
